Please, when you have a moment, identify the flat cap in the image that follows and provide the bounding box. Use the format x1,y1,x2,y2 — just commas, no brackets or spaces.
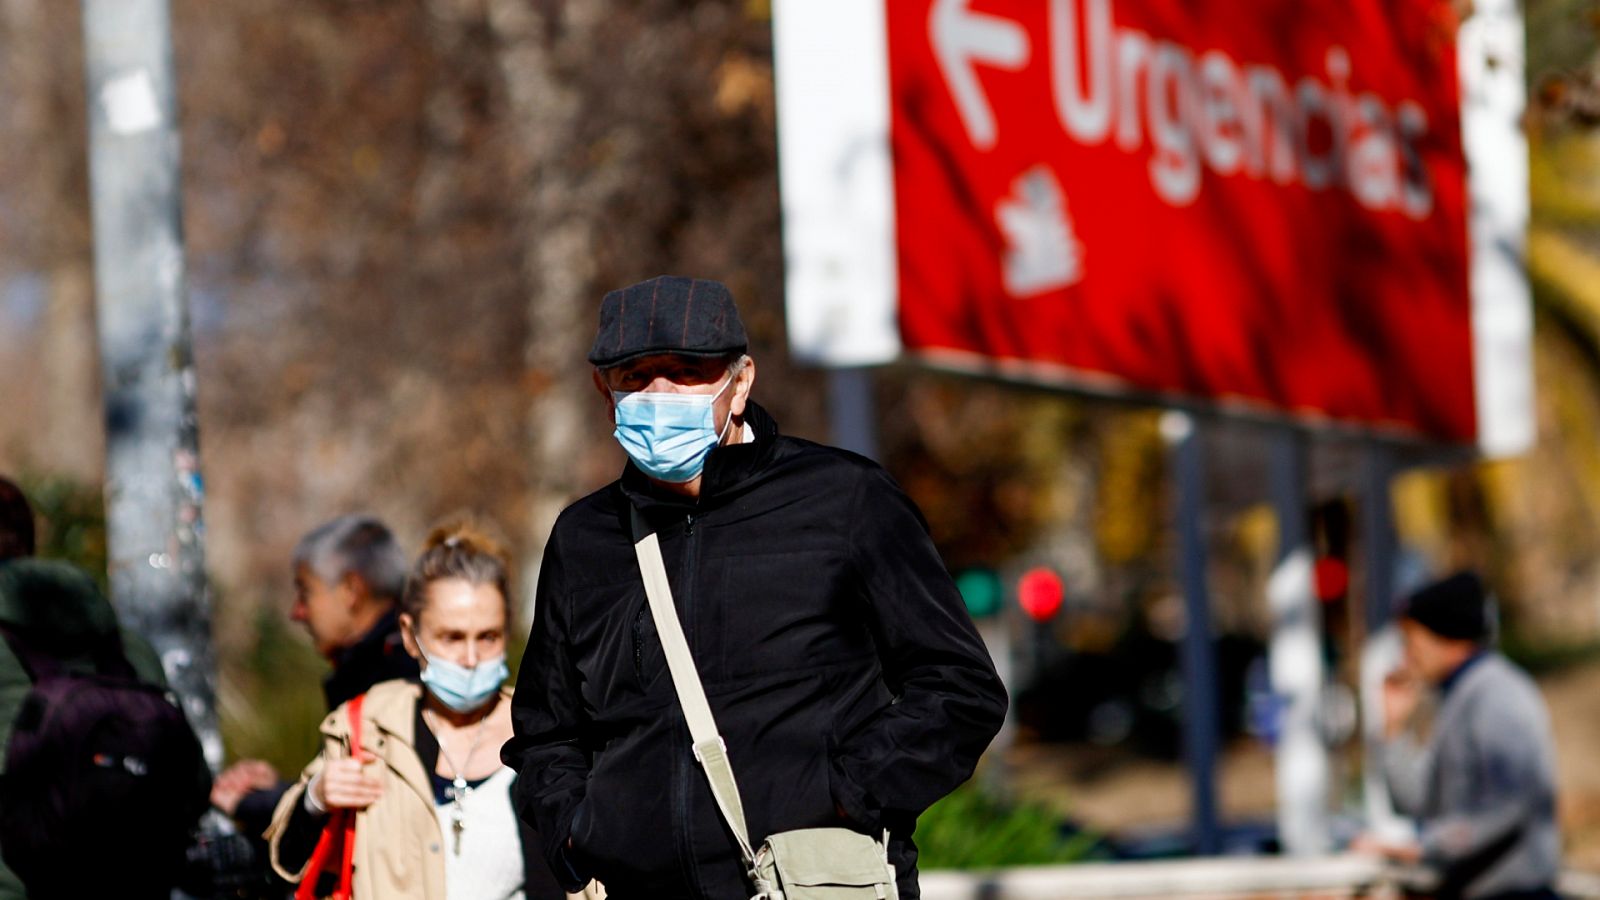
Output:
1401,571,1492,641
587,276,748,368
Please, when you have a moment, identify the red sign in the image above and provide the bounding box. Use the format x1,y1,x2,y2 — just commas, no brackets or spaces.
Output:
886,0,1473,440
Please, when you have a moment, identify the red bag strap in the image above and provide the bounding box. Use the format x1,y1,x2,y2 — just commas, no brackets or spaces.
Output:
294,811,347,900
347,692,365,753
294,693,367,900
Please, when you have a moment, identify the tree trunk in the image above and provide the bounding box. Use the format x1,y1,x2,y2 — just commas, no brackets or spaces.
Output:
486,0,618,614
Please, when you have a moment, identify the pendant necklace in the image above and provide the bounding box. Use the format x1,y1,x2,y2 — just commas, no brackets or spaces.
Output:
427,708,490,856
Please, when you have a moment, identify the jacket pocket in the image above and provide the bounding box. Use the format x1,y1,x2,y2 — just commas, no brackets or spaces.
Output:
631,603,648,685
630,598,669,692
825,726,877,831
568,731,679,880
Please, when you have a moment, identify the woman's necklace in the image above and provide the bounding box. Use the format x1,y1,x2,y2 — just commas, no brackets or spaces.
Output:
425,708,491,856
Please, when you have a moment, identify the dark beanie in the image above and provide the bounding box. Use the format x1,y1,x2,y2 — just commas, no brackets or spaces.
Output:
1401,571,1491,641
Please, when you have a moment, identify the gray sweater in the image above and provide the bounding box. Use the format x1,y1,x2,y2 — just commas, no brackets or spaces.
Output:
1383,653,1561,899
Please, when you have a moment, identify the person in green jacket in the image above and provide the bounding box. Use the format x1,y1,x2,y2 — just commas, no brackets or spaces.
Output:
0,477,186,900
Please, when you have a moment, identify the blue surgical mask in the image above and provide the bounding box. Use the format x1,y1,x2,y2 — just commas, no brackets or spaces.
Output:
611,374,736,483
415,633,508,713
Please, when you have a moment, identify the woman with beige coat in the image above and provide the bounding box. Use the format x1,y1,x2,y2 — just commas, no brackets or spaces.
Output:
267,524,566,900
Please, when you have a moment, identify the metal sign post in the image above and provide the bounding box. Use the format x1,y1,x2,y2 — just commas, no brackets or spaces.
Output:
828,368,881,461
1166,411,1221,855
81,0,220,769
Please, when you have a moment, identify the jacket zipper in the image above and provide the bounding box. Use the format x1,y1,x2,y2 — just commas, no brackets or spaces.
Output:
676,510,708,896
631,607,646,683
633,516,695,684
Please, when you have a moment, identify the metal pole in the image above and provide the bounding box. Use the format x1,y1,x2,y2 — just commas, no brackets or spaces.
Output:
82,0,219,770
827,368,880,460
1362,444,1398,634
1265,427,1330,855
1165,411,1222,855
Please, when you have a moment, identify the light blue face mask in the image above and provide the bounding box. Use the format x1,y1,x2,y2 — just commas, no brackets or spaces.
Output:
611,373,736,483
415,633,508,713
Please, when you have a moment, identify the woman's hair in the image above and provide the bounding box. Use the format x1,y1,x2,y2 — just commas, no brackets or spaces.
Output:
401,520,513,627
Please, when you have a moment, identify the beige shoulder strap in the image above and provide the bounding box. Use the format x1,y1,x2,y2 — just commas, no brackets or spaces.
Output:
629,507,756,866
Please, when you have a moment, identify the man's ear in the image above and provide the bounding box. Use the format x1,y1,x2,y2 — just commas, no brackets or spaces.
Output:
729,357,756,418
593,369,617,422
339,572,369,609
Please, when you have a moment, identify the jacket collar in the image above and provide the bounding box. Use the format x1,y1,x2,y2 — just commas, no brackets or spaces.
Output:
618,400,780,514
1439,649,1489,697
324,608,408,708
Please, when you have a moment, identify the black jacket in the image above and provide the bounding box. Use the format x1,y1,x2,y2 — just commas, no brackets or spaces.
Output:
502,403,1007,899
324,607,421,711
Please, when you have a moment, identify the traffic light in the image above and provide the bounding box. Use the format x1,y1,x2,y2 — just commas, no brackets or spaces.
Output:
1017,567,1064,622
956,568,1002,618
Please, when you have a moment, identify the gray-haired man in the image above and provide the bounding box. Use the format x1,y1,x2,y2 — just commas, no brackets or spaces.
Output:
212,516,418,837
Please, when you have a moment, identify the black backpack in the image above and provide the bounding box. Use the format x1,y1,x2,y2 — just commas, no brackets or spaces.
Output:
0,625,208,899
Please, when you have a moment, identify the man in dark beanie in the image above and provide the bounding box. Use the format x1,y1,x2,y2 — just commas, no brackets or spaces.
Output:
504,276,1007,899
1355,571,1560,900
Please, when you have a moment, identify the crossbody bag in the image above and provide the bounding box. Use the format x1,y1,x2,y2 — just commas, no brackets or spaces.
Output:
629,507,899,900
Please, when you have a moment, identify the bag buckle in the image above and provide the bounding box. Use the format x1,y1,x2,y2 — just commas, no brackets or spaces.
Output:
692,736,727,763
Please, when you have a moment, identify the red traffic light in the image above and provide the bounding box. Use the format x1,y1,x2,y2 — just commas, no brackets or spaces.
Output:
1017,567,1064,622
1314,556,1349,603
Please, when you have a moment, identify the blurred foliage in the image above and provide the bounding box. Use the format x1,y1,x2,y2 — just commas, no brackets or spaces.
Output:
916,782,1105,870
218,605,328,775
12,472,107,590
1501,629,1600,675
1093,413,1166,567
1528,0,1600,85
880,373,1088,570
1530,135,1600,229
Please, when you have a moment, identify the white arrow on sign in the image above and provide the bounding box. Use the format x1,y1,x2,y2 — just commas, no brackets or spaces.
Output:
931,0,1031,151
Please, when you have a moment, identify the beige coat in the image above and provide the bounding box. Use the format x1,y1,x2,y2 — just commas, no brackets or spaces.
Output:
267,679,499,900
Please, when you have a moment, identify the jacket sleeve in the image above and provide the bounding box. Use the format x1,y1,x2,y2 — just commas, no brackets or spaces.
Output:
1417,694,1556,872
234,781,292,839
1382,733,1432,818
518,815,572,900
501,531,593,893
265,723,336,882
829,465,1008,824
